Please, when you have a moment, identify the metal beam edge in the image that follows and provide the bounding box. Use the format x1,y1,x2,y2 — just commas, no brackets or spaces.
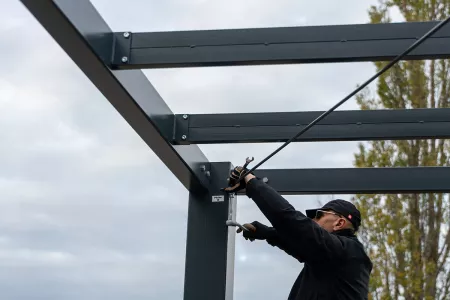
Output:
131,21,450,48
241,167,450,195
19,0,210,191
112,21,450,69
174,108,450,144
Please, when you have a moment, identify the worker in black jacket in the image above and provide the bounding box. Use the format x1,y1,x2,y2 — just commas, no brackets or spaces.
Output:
226,166,373,300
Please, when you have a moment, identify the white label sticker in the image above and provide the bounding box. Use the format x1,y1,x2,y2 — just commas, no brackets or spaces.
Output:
212,195,225,202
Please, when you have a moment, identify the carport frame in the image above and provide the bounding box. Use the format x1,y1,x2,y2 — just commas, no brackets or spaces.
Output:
18,1,450,299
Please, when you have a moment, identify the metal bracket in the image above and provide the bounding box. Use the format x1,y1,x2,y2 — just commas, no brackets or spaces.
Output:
111,31,132,68
174,114,190,145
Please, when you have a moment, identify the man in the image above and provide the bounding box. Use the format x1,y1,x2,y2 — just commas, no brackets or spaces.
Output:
226,166,373,300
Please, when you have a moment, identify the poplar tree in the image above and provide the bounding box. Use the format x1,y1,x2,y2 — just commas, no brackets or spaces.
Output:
352,1,450,299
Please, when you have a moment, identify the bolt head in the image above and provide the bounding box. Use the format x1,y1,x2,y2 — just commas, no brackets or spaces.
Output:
200,165,206,172
205,171,211,177
262,177,269,183
121,56,128,63
183,114,188,120
123,32,130,38
182,135,187,140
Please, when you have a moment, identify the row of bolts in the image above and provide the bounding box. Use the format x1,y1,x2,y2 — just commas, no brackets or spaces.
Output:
121,32,131,63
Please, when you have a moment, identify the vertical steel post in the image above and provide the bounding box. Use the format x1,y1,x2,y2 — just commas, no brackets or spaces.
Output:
184,162,236,300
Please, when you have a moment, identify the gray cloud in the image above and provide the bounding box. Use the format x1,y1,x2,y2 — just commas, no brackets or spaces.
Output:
1,0,379,299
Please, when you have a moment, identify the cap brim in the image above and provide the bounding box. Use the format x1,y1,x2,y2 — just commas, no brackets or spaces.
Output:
305,208,319,219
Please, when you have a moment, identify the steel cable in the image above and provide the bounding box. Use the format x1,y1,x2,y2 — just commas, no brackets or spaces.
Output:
238,17,450,182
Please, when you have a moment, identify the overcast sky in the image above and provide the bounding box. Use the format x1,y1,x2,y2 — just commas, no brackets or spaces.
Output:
0,1,404,299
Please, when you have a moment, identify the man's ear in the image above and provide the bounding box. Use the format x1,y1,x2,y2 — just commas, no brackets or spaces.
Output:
334,218,346,229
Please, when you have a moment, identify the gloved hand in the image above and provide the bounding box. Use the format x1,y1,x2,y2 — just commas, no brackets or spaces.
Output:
237,221,277,242
223,166,251,193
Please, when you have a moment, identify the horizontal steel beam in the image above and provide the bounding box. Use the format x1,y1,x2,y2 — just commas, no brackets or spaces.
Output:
174,108,450,144
111,21,450,69
20,0,210,192
246,167,450,195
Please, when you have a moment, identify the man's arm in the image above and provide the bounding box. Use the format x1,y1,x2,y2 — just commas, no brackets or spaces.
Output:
242,221,305,262
244,176,346,263
265,231,304,263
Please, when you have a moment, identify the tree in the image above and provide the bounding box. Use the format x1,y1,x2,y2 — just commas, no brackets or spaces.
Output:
352,1,450,299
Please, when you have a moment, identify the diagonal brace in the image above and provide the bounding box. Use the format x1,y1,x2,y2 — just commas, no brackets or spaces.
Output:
19,0,211,191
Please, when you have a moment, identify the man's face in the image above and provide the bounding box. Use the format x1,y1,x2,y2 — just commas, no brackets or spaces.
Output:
313,210,346,232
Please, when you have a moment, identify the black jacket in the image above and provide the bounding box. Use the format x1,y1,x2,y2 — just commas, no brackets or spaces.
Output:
245,177,373,300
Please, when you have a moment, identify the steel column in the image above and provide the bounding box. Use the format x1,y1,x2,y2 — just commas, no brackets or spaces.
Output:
248,167,450,195
19,0,210,191
184,162,236,300
175,108,450,144
110,21,450,69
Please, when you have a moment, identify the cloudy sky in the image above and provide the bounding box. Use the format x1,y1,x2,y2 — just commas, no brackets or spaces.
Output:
0,1,404,299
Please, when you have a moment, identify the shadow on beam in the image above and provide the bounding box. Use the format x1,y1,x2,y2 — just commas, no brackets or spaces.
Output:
236,167,450,195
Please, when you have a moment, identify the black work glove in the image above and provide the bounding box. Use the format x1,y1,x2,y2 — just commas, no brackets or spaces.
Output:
223,166,251,193
236,221,277,242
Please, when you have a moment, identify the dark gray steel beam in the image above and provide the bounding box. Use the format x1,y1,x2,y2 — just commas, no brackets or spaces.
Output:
244,167,450,195
19,0,210,192
184,162,236,300
174,108,450,144
111,21,450,69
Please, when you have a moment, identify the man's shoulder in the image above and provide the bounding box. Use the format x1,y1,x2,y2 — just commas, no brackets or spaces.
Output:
334,233,363,248
332,231,371,260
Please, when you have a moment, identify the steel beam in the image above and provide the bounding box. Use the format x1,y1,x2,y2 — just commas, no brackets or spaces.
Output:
110,21,450,69
245,167,450,195
19,0,210,191
184,162,236,300
174,108,450,144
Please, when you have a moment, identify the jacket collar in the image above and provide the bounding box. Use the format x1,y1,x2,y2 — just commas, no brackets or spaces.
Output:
332,228,356,237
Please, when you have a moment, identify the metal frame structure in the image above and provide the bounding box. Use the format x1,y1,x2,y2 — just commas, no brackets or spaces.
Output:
18,1,450,299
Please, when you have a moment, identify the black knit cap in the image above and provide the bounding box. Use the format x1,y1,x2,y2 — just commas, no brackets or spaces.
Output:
305,199,362,230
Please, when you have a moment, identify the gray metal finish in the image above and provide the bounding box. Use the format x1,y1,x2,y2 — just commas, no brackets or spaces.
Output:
184,162,235,300
16,2,450,300
175,108,450,144
111,21,450,69
19,0,210,192
248,167,450,195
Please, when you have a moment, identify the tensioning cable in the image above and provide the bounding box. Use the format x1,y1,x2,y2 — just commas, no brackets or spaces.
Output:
237,16,450,181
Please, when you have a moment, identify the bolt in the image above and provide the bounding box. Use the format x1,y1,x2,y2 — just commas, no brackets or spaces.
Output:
205,171,211,177
263,177,269,183
200,165,206,172
182,135,187,140
123,32,130,38
183,114,188,120
121,56,128,63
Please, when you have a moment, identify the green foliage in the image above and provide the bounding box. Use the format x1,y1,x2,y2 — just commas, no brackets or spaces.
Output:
352,1,450,299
